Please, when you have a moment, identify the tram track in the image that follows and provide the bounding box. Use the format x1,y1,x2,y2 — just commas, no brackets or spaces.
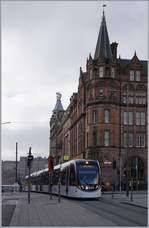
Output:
77,198,147,226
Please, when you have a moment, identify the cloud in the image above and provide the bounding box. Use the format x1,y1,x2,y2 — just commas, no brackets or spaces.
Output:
2,1,148,160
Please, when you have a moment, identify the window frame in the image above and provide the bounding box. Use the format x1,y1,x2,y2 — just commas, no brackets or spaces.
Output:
104,130,110,146
130,70,135,81
99,66,104,78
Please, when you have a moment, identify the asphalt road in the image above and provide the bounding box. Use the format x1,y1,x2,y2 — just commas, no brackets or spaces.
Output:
76,197,147,226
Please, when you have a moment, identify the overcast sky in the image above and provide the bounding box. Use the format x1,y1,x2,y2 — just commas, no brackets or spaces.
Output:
2,1,148,161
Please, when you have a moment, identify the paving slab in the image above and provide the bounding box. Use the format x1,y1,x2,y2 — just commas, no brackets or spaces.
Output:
9,193,117,226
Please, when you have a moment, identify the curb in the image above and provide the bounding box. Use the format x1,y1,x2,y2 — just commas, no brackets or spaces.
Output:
121,201,147,209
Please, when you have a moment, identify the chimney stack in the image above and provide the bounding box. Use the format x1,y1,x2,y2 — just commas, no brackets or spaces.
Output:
111,42,118,59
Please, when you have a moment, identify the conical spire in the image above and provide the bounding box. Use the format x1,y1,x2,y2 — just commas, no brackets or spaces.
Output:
94,10,112,60
53,92,64,112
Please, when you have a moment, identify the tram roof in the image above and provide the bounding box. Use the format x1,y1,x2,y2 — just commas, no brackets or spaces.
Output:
25,159,99,178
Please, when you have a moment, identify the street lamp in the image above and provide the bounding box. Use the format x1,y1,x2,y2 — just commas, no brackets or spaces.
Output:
27,147,34,204
126,84,129,197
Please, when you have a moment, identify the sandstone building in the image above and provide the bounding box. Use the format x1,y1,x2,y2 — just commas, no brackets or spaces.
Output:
50,10,147,189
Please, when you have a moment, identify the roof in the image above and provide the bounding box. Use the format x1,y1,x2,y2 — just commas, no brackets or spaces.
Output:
119,59,148,74
94,11,112,60
53,92,64,112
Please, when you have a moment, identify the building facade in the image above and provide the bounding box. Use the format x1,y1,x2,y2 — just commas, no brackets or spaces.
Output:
50,11,147,189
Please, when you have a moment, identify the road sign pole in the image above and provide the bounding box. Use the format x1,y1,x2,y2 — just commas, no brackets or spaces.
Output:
49,172,52,199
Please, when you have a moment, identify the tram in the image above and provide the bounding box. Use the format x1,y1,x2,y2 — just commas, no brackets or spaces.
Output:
25,159,102,198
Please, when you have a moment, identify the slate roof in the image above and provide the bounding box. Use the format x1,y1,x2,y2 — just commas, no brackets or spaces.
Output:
94,11,112,60
119,59,148,74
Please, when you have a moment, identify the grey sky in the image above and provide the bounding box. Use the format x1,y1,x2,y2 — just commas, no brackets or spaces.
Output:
2,1,148,161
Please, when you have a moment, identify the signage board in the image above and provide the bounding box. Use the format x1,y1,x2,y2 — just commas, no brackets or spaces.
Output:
64,154,70,161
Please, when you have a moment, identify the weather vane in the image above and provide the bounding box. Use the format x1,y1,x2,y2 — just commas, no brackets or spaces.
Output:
102,3,107,15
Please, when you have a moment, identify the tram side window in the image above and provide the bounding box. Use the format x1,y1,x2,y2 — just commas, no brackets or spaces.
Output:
69,164,76,185
52,169,59,185
44,172,49,185
61,168,67,185
40,174,45,185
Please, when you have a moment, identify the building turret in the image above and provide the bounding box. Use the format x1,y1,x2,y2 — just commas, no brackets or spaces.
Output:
53,92,64,114
94,10,112,60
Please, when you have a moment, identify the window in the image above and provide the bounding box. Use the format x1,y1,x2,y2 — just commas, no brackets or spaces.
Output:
123,112,127,125
135,93,146,105
123,112,133,125
136,134,145,147
123,132,133,147
128,112,133,125
104,130,110,146
123,132,127,147
128,95,134,104
128,133,133,147
142,96,146,104
141,112,145,125
69,164,76,185
52,169,60,185
123,94,127,104
104,110,110,123
136,112,140,125
92,110,97,124
136,95,139,104
110,88,117,96
93,131,97,145
99,67,104,78
111,67,115,78
130,70,135,81
136,112,145,125
136,71,140,81
61,169,67,185
99,88,104,96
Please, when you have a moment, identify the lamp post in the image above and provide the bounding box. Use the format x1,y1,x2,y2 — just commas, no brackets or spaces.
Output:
15,142,18,183
126,84,129,197
27,147,34,204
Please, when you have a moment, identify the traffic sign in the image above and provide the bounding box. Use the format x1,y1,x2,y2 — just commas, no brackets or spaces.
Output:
64,154,70,161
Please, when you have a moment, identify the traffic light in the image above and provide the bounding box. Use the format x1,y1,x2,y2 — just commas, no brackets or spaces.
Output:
112,160,116,169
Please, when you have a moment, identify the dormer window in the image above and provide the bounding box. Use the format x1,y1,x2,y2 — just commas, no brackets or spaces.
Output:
111,67,115,78
99,67,104,78
136,71,140,81
130,70,135,81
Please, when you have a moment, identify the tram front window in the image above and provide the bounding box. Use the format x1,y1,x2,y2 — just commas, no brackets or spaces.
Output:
77,164,99,186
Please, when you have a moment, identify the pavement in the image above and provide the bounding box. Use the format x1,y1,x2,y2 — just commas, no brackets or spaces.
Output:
102,191,148,209
2,191,148,226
